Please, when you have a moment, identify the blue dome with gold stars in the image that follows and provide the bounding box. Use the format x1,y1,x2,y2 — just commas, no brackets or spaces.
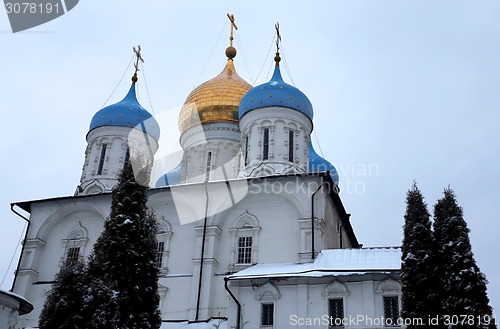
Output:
89,83,160,141
239,64,313,121
309,142,339,185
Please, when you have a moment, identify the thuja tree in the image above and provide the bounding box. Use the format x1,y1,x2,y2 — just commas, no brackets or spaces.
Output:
433,187,496,328
39,258,86,329
401,183,440,327
82,160,161,329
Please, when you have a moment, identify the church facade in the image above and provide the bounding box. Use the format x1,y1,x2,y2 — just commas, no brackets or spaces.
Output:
11,22,402,329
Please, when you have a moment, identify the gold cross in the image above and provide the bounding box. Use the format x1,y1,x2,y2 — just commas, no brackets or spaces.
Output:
132,45,144,82
275,22,281,53
227,13,238,47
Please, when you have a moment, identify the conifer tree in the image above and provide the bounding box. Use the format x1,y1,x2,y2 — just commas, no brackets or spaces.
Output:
433,187,496,328
401,183,440,327
39,258,86,329
82,159,161,329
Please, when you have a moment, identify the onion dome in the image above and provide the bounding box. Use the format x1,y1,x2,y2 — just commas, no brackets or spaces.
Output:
89,83,160,141
239,62,313,121
309,142,339,185
178,55,252,134
155,163,182,187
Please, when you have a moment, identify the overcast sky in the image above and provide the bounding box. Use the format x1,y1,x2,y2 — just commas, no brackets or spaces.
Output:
1,0,498,316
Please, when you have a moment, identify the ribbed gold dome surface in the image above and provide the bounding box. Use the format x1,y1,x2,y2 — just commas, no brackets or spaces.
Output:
178,59,252,133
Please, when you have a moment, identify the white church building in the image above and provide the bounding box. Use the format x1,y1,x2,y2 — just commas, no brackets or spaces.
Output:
10,21,403,329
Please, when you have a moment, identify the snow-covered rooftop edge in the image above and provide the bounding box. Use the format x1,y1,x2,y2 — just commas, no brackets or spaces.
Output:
27,319,227,329
229,247,402,280
0,288,34,315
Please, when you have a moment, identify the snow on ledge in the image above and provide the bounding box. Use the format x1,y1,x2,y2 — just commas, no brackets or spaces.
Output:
26,319,227,329
0,288,33,315
160,320,226,328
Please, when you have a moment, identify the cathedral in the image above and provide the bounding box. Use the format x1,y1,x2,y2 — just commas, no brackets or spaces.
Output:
11,18,402,329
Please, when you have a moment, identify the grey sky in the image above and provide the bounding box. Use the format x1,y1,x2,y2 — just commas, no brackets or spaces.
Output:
1,0,498,316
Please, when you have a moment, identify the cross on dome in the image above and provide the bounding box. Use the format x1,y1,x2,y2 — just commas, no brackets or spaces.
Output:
132,45,144,83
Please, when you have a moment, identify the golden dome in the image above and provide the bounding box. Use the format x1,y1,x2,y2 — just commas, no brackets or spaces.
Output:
178,59,252,133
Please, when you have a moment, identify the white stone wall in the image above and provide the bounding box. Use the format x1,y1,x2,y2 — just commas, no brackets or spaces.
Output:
14,175,352,327
227,276,402,329
179,122,242,184
13,194,111,328
78,126,159,195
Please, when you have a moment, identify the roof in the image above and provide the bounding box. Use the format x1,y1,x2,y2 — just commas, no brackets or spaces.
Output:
159,320,226,329
0,289,34,315
228,247,401,280
89,83,160,141
26,319,227,329
309,142,339,185
178,58,251,133
239,64,313,120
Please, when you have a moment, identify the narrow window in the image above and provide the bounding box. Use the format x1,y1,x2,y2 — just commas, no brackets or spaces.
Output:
288,130,294,162
156,241,165,268
237,236,252,264
97,144,108,175
329,299,344,327
262,128,269,160
261,303,274,327
383,296,399,325
205,151,212,181
66,246,80,263
244,135,249,165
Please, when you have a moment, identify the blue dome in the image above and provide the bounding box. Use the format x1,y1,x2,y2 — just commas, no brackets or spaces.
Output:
89,83,160,141
309,142,339,185
239,65,313,120
155,162,182,187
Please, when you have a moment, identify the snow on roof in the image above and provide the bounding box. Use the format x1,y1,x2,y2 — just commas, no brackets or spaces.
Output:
160,320,226,329
26,320,227,329
0,288,34,315
228,247,401,280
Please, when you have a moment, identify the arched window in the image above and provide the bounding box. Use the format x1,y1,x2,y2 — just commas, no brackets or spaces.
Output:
376,279,402,325
244,135,249,166
156,219,173,276
97,143,108,175
255,283,280,328
262,128,269,160
205,151,212,181
288,129,294,162
229,211,261,270
61,224,88,264
323,280,349,328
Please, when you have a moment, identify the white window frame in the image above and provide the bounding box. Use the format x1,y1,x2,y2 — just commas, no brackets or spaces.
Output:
61,225,89,265
376,279,402,327
156,219,173,276
237,236,253,264
328,298,345,328
322,280,349,328
260,302,274,328
383,295,400,327
255,282,280,328
229,211,261,271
